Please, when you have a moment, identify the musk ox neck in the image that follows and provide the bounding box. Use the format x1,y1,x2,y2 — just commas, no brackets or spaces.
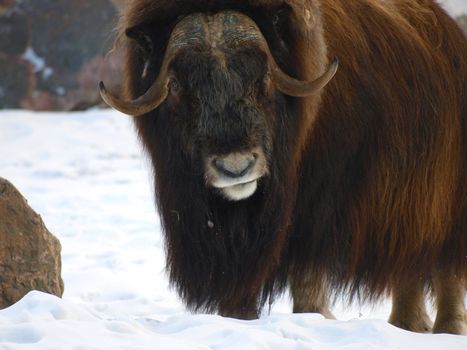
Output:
158,158,295,314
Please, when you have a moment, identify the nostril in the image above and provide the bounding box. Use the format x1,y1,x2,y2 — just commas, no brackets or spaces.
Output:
213,155,256,179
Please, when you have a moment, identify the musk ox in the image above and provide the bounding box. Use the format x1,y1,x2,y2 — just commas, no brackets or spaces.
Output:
100,0,467,334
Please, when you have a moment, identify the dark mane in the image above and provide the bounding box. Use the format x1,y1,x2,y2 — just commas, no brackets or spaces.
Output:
112,0,466,333
120,0,325,315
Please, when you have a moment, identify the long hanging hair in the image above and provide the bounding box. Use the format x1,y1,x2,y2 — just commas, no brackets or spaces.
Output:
116,0,466,313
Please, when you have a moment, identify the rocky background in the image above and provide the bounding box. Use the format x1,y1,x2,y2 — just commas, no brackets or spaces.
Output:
0,1,466,111
0,0,124,110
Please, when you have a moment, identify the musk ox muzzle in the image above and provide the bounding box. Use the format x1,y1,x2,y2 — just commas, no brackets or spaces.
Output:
205,147,268,201
99,11,338,117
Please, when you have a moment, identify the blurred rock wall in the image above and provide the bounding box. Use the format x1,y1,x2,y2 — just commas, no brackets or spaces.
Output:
0,1,466,111
0,0,122,110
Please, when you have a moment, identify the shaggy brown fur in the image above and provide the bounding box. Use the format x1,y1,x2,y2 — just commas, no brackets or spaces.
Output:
114,0,466,334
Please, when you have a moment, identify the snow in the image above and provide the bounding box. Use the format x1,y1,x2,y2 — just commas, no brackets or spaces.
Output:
0,109,465,349
22,47,54,79
22,47,46,73
0,2,466,348
439,0,467,16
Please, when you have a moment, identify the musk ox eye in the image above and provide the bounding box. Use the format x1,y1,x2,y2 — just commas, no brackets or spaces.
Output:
169,78,181,94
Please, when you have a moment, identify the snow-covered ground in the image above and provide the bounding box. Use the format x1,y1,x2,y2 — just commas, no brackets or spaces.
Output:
1,2,466,349
0,108,465,349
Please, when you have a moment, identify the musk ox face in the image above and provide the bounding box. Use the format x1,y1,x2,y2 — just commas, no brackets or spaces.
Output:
99,11,338,200
166,46,273,200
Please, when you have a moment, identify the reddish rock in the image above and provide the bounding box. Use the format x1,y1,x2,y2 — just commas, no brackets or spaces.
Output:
0,178,64,309
20,90,66,111
0,0,121,110
0,0,15,15
19,0,117,73
20,50,123,111
75,51,124,107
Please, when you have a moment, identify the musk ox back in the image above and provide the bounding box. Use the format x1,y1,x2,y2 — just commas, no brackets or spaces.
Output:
100,0,467,334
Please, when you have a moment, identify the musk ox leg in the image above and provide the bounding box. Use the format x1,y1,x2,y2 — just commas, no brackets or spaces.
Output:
290,272,335,319
218,297,259,320
432,269,467,335
388,278,432,333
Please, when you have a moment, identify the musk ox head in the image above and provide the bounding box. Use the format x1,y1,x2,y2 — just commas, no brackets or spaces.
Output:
100,11,337,201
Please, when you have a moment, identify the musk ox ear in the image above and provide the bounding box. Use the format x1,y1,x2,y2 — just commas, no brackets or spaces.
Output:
269,4,293,52
125,25,154,58
271,4,292,32
258,2,319,68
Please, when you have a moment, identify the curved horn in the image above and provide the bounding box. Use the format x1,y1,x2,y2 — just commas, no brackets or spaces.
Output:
99,75,169,116
99,14,207,116
101,11,338,115
222,11,338,97
271,57,339,97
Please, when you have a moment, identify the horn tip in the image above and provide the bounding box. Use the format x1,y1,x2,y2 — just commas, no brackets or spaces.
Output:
331,56,339,69
99,81,106,93
328,57,339,78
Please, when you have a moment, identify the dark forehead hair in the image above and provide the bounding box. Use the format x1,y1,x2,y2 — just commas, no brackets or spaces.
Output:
171,47,269,111
170,47,272,155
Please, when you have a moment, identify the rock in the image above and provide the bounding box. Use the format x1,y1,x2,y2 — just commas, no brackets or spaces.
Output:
0,0,121,110
0,8,33,109
19,90,68,111
0,178,64,309
0,0,15,15
18,0,117,73
0,56,34,109
20,51,123,111
0,9,29,56
74,51,124,109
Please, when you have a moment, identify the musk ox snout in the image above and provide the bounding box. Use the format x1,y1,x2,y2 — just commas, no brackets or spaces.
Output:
213,153,257,179
205,148,268,201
